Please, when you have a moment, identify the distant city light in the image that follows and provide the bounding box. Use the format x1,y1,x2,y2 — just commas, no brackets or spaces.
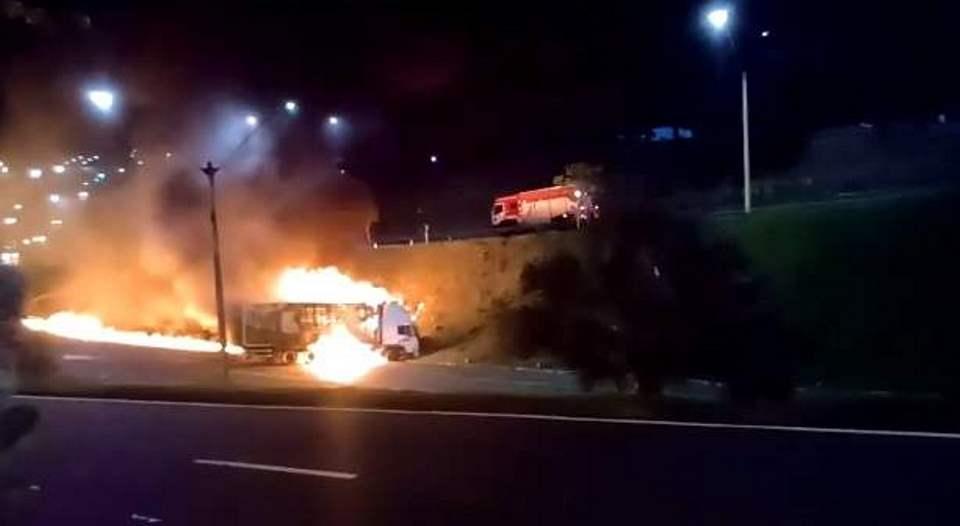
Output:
2,217,17,225
50,219,63,226
0,251,18,266
284,100,298,113
28,168,42,179
48,193,61,204
165,152,173,158
31,235,47,244
430,155,438,163
77,191,89,201
52,164,66,174
0,166,8,174
86,89,115,113
21,239,31,246
12,204,22,211
96,172,107,180
117,167,126,173
761,30,770,37
706,7,730,31
245,114,259,127
327,115,340,126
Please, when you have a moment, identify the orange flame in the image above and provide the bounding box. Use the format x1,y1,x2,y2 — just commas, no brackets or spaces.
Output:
275,266,400,305
19,267,410,385
273,266,406,382
300,323,388,384
21,311,242,354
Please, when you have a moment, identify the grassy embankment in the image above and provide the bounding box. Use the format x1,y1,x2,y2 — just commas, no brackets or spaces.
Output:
711,188,960,392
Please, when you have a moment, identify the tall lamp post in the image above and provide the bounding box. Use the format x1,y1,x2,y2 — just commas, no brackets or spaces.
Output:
202,161,229,379
705,6,752,214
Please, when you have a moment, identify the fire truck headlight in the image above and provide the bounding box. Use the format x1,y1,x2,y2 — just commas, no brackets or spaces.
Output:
573,189,583,199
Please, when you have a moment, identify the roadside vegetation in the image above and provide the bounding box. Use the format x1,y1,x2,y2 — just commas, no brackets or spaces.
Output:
490,207,795,401
447,186,960,400
713,187,960,392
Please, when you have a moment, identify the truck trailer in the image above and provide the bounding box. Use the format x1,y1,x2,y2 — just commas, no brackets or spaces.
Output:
238,301,419,364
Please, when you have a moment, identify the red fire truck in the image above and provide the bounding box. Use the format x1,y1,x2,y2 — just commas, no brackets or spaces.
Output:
490,185,597,227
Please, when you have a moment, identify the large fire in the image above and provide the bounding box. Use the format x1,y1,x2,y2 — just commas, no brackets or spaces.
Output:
300,324,388,383
274,266,400,383
21,311,244,354
275,266,400,306
20,266,410,384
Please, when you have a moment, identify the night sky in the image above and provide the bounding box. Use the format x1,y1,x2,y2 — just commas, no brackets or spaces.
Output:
3,1,960,202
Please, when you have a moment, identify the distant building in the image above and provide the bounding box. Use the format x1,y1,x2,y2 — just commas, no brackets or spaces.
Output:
642,126,696,143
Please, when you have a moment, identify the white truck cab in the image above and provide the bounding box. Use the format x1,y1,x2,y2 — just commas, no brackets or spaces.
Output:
378,301,420,360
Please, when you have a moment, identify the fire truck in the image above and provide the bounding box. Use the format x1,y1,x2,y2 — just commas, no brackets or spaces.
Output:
237,301,419,364
490,185,598,227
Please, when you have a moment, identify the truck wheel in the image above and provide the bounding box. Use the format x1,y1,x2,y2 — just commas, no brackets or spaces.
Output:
280,351,297,365
384,346,407,362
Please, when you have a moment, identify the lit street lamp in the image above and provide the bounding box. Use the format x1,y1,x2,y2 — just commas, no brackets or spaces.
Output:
704,5,752,214
86,89,116,113
706,7,729,30
429,154,438,164
245,114,259,128
284,100,298,114
327,115,340,126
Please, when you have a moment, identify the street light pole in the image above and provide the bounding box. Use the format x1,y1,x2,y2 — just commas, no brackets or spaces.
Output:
741,70,752,214
202,161,229,380
704,6,753,214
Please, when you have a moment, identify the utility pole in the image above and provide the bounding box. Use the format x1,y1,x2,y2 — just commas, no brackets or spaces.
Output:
202,161,229,380
741,70,752,214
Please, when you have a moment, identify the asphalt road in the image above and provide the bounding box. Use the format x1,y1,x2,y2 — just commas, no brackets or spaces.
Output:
41,338,591,395
2,396,960,525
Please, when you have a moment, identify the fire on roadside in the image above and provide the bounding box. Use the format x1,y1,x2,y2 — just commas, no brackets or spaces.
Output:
274,266,401,306
19,266,414,384
21,311,243,354
273,266,400,383
299,324,388,384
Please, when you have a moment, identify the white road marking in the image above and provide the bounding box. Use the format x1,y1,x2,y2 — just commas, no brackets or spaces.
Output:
130,513,163,523
193,459,357,480
61,354,98,361
15,393,960,440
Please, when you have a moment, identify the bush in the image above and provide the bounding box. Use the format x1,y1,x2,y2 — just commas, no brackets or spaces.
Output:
507,206,795,401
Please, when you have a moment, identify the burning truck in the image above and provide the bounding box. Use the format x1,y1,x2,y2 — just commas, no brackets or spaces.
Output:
21,266,422,384
237,301,419,365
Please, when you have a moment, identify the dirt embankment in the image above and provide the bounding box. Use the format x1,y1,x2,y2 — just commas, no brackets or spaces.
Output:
349,232,590,355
